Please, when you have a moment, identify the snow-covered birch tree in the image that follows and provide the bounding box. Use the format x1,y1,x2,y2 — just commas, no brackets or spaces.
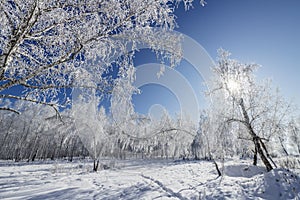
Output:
72,93,109,171
208,49,293,172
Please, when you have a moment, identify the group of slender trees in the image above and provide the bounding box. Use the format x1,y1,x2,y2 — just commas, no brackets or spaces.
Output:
0,102,89,161
0,100,198,168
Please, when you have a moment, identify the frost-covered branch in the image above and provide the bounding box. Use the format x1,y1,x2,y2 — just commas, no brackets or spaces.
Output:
1,0,200,110
0,94,61,118
0,107,20,114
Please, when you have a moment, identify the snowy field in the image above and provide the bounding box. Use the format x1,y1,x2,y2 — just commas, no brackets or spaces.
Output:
1,158,300,200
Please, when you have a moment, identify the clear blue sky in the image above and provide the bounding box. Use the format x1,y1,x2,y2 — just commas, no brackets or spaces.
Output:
132,0,300,121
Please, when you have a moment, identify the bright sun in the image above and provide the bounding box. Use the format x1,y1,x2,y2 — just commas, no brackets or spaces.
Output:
227,79,240,94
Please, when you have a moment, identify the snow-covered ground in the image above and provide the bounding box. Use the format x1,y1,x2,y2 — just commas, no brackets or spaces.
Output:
0,158,299,199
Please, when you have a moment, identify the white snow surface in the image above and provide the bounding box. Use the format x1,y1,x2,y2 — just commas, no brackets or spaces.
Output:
0,159,300,200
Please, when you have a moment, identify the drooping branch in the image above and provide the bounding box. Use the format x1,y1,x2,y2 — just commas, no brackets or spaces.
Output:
0,107,20,114
120,127,195,141
0,94,61,120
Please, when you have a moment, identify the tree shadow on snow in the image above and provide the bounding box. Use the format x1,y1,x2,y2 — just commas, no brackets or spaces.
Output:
224,164,266,178
254,169,300,199
28,188,81,200
94,182,156,200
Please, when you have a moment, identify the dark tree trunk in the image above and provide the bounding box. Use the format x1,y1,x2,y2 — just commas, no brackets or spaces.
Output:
253,137,273,171
214,160,222,177
259,138,277,168
239,98,273,172
93,159,99,172
253,147,257,166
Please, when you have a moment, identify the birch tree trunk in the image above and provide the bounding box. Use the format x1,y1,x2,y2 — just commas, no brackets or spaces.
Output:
239,98,273,172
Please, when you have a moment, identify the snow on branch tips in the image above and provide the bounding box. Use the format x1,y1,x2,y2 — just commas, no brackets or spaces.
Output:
0,0,200,113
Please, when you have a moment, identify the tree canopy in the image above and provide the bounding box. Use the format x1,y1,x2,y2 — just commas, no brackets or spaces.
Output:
0,0,205,114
